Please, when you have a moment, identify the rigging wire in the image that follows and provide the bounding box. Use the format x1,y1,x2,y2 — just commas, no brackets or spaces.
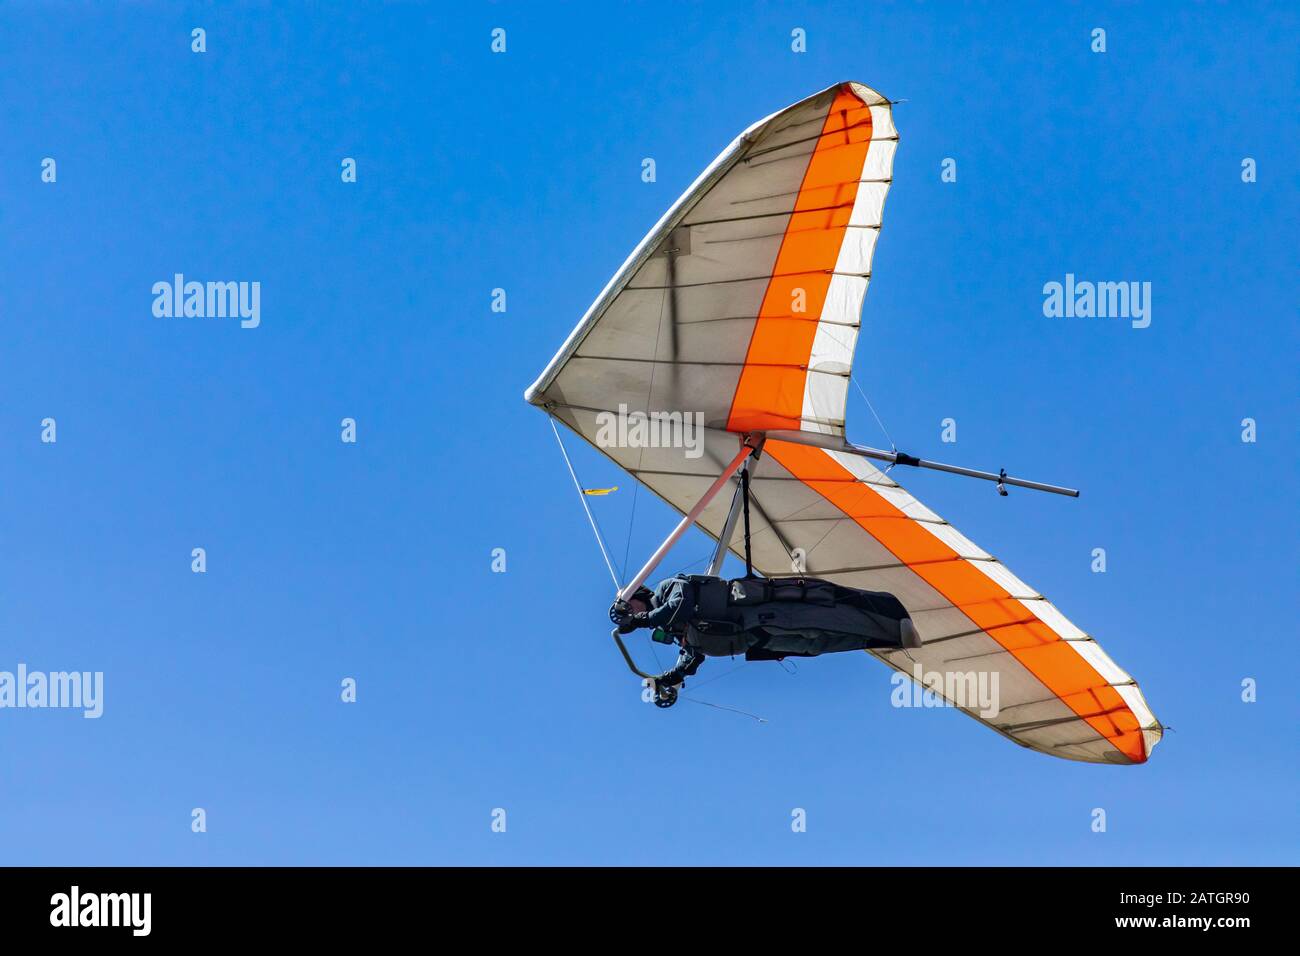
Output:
620,481,640,583
851,375,897,452
681,695,768,723
621,280,671,580
549,415,621,590
685,659,748,691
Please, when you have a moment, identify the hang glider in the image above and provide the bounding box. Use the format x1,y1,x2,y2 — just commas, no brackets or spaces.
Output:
526,81,1161,765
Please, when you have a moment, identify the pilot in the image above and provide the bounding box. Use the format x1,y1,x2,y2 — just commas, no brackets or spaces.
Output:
612,577,688,633
611,577,706,694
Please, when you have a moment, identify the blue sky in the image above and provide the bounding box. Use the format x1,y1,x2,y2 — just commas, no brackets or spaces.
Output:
1,2,1295,865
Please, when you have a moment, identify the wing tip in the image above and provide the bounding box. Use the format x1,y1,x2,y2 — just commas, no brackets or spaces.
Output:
838,80,892,107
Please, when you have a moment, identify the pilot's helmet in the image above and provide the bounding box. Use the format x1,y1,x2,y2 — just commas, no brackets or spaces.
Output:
626,585,654,615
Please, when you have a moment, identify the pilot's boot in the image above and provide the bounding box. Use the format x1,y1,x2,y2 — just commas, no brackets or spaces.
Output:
658,644,705,689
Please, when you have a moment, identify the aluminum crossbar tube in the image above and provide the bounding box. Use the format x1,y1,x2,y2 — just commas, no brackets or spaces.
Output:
618,443,755,602
762,430,1079,498
706,476,746,577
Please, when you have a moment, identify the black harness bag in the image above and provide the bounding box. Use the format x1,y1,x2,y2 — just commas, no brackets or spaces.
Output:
673,575,912,660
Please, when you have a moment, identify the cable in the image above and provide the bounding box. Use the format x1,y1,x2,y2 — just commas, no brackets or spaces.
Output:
549,416,620,589
686,660,748,691
852,375,897,451
681,695,768,723
621,481,640,583
621,282,670,581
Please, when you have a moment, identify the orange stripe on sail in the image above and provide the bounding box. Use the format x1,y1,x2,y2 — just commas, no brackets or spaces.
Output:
766,439,1147,762
726,85,873,433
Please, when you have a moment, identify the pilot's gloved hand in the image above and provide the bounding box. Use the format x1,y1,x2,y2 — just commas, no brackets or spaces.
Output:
620,612,651,634
611,601,645,632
